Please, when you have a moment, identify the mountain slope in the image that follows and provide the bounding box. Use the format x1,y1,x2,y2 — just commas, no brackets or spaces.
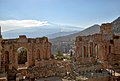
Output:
50,24,100,42
2,25,83,39
2,25,60,38
47,31,79,39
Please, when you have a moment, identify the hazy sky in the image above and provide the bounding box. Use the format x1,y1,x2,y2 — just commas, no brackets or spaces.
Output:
0,0,120,32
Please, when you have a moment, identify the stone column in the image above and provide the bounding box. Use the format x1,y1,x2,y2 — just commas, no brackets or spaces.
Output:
88,45,91,62
93,43,95,57
9,47,13,65
15,52,18,69
88,46,90,58
95,44,98,59
86,44,88,57
27,49,32,67
88,44,91,62
47,44,51,59
82,46,84,58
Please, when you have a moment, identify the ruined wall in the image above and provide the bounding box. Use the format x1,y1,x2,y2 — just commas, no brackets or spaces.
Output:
114,36,120,55
100,23,112,34
1,35,52,70
75,23,120,65
112,35,120,62
75,35,97,64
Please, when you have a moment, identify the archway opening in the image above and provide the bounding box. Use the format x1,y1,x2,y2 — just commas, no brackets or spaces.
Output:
17,47,27,64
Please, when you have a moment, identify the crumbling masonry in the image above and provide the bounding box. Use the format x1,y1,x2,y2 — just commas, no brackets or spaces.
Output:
0,35,52,72
75,23,120,66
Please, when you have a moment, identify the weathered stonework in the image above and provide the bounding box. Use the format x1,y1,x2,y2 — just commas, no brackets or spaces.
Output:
74,23,120,81
29,60,71,78
75,23,120,65
1,35,52,71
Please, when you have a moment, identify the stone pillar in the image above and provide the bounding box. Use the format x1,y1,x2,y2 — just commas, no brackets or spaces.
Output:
47,43,51,59
93,43,96,58
88,46,90,58
15,52,18,69
86,45,88,57
27,50,31,67
9,47,13,66
95,44,98,60
88,45,91,62
82,46,84,58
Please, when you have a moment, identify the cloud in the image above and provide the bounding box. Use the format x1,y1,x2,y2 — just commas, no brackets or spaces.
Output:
0,20,49,32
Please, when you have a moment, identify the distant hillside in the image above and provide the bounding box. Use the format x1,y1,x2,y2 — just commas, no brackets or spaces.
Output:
51,16,120,54
47,31,79,39
2,24,83,39
50,24,100,42
2,25,60,39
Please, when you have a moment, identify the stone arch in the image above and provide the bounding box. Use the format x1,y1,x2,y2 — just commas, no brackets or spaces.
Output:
17,47,27,64
14,44,33,68
2,36,51,68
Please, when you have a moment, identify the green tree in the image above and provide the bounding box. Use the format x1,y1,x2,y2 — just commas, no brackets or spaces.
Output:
56,50,64,60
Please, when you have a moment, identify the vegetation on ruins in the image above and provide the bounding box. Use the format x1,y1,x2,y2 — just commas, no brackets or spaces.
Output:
55,50,71,60
55,50,64,60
